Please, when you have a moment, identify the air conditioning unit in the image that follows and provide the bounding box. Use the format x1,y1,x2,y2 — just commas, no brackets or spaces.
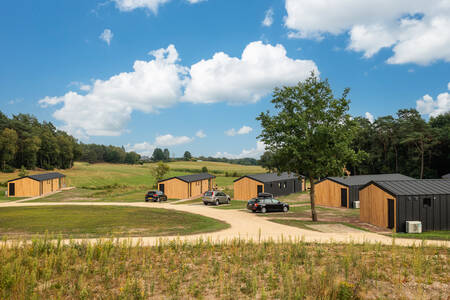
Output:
353,201,360,208
406,221,422,233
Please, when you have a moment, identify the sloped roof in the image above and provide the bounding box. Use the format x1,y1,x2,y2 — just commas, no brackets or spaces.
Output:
8,172,65,182
367,179,450,196
158,173,215,183
442,173,450,179
325,173,413,187
234,172,303,183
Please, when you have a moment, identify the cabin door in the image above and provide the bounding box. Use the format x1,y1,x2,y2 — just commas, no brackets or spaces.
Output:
159,184,165,193
340,188,347,207
9,183,15,196
257,185,263,195
387,199,395,229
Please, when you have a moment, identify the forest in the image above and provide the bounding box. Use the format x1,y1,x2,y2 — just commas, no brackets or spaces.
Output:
0,112,141,172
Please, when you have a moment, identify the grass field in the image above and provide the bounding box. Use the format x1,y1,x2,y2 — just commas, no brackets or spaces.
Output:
0,206,229,239
391,231,450,241
1,239,448,299
270,219,369,232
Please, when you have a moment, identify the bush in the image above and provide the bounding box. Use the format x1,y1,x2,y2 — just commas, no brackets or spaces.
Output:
201,166,208,173
1,165,14,173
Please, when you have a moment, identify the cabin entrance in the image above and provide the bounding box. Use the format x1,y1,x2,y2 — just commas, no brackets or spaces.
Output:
388,199,395,229
340,188,347,207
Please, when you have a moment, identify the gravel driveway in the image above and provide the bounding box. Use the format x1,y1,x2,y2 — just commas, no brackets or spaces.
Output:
0,201,448,247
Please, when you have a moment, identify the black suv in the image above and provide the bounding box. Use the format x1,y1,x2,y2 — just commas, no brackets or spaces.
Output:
247,196,289,213
145,190,168,202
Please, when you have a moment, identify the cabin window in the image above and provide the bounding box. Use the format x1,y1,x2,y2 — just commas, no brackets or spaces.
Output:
283,182,287,189
278,183,281,188
423,198,431,208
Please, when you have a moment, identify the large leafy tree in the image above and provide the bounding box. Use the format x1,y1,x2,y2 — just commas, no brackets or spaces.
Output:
257,74,364,221
0,128,18,170
150,161,170,188
183,151,192,161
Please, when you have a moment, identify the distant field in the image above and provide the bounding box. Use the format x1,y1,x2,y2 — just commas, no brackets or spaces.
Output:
0,206,229,239
1,161,266,202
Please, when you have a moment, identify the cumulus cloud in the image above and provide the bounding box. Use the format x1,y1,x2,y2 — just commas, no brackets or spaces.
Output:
40,41,318,139
225,125,253,136
112,0,170,13
196,130,206,138
155,134,193,146
365,112,375,123
39,45,186,138
183,41,318,104
125,142,155,156
262,8,274,27
214,141,266,159
416,83,450,117
285,0,450,65
100,29,113,46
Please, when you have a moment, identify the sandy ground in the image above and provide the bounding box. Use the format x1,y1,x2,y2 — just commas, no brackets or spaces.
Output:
0,201,448,248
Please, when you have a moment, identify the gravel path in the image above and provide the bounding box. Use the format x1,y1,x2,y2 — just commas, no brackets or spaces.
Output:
0,201,448,247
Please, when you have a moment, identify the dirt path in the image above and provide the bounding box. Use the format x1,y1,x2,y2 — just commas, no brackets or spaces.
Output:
0,201,448,248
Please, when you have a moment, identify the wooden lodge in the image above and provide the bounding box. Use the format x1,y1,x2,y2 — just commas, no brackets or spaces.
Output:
359,179,450,232
157,173,215,200
315,174,413,209
7,172,66,197
233,172,305,201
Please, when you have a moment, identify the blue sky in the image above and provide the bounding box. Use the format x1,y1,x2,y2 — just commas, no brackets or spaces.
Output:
1,0,449,158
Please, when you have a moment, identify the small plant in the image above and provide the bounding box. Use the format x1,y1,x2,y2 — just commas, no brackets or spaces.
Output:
201,166,208,173
18,166,29,177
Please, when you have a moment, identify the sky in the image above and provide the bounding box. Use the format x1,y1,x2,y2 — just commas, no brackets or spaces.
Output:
0,0,449,158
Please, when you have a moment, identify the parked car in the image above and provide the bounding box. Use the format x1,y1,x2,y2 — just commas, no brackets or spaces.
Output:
247,197,289,213
203,191,230,206
145,190,168,202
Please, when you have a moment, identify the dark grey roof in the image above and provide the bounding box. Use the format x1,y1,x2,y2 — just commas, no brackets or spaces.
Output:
234,172,302,183
158,173,215,183
8,172,65,182
325,173,414,187
368,179,450,196
442,173,450,179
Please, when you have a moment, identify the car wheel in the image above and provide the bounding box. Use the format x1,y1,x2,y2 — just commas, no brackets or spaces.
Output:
283,206,288,212
261,207,267,214
145,199,148,202
215,200,219,206
227,198,230,204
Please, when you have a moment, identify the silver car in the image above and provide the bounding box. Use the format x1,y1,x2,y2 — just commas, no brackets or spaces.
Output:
203,191,230,206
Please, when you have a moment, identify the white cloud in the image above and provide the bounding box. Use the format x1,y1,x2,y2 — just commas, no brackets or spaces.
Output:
215,141,266,159
100,29,113,46
416,83,450,117
39,45,187,138
365,112,375,123
187,0,205,3
40,41,318,138
196,130,206,138
285,0,450,65
183,41,318,104
225,125,253,136
125,142,155,156
112,0,170,13
68,81,91,92
155,134,193,146
262,8,274,27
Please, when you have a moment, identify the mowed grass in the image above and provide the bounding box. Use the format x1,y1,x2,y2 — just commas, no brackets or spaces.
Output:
0,206,229,239
1,239,448,299
392,231,450,241
269,219,369,232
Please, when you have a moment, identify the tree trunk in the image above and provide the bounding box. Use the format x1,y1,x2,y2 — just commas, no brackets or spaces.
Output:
394,147,398,173
309,177,318,222
420,141,424,179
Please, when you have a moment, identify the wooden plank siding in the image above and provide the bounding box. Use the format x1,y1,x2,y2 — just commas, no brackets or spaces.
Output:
315,179,349,208
234,177,264,201
159,178,214,200
359,184,396,229
8,177,41,197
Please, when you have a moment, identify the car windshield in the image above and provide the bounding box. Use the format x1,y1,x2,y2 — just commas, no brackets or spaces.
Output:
147,191,157,194
204,191,213,196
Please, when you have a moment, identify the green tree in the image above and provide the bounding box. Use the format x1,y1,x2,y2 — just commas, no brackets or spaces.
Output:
150,161,170,187
257,74,363,221
18,165,28,178
201,166,208,173
163,148,170,161
0,128,18,170
152,148,165,161
183,151,192,161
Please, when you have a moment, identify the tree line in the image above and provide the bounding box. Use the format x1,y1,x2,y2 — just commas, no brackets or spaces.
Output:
0,112,141,172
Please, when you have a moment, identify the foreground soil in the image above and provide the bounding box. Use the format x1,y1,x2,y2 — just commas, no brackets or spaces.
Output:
1,239,448,299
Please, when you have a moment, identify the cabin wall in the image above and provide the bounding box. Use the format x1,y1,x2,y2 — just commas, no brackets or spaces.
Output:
397,194,450,232
8,178,41,197
359,184,396,230
264,178,300,197
159,178,188,199
315,180,349,208
234,177,264,200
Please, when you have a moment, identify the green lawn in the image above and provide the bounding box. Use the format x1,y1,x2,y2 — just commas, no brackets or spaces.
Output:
391,231,450,241
0,206,229,239
269,219,369,232
173,197,203,205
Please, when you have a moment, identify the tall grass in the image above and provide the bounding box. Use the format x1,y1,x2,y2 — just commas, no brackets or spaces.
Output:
0,238,448,299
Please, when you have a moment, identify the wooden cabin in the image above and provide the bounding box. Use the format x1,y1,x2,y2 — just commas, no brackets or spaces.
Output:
233,172,305,201
7,172,66,197
315,174,413,209
359,179,450,232
157,173,215,199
